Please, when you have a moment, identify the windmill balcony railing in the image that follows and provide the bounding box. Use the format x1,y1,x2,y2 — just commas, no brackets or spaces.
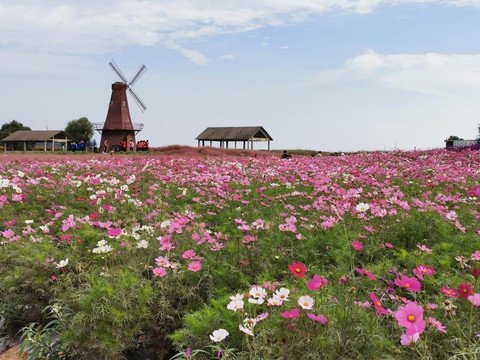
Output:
93,123,144,134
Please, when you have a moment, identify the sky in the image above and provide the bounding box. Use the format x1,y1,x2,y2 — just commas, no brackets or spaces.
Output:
1,0,480,152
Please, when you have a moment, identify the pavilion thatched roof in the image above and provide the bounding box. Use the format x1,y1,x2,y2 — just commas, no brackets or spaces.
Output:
2,130,75,142
196,126,273,141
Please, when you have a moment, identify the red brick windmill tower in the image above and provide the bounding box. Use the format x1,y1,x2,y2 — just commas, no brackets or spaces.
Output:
97,60,147,152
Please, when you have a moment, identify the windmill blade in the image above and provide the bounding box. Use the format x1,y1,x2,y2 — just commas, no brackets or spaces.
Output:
129,64,147,87
109,60,129,84
128,87,147,112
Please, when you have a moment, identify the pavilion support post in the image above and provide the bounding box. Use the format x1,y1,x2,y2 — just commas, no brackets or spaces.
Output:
210,141,212,146
243,141,246,149
52,137,55,151
268,141,270,151
24,142,26,152
226,141,228,149
234,141,237,149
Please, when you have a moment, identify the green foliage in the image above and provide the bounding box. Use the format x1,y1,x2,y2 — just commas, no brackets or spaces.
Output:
64,117,94,143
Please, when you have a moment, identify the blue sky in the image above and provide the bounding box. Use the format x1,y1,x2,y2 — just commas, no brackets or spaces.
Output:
1,0,480,151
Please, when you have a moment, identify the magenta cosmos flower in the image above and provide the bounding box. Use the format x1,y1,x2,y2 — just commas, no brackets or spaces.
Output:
307,275,328,290
288,262,307,278
188,261,202,272
351,240,363,251
280,309,301,319
395,302,426,336
395,275,421,292
369,292,389,316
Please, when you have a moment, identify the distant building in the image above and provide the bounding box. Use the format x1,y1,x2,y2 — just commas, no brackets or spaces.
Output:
445,138,479,149
2,130,75,152
196,126,273,151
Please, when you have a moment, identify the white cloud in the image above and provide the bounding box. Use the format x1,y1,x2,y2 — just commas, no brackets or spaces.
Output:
1,0,479,68
312,50,480,99
221,54,236,60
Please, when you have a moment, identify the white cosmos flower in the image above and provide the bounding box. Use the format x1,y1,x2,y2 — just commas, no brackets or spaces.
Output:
136,240,149,249
209,329,229,342
239,325,254,336
227,299,244,312
56,259,68,268
274,287,290,302
248,298,264,305
356,203,370,212
298,295,314,310
249,286,267,299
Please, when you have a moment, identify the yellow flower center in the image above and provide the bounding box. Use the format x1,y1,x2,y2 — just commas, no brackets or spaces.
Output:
304,302,309,306
376,302,381,307
405,283,410,288
296,268,301,273
408,315,415,322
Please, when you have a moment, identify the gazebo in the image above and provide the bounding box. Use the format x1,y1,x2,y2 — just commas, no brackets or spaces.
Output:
195,126,273,151
2,130,75,152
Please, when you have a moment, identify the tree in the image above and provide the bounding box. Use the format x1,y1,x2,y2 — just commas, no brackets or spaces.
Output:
0,120,31,140
65,117,94,143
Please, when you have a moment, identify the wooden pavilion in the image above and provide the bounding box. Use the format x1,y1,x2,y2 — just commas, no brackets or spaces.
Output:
195,126,273,151
2,130,75,152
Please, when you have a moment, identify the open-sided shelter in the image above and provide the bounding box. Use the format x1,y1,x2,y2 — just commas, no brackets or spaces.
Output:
2,130,75,152
195,126,273,151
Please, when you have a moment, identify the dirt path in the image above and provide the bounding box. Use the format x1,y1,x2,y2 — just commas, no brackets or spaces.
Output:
0,345,28,360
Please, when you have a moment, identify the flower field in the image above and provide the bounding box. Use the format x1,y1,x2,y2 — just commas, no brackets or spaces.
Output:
1,149,480,359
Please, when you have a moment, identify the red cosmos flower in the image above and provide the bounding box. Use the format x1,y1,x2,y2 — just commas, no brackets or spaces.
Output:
472,268,480,279
288,262,308,278
457,283,472,299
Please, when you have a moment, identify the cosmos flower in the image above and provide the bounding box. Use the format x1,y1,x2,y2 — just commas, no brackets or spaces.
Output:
209,329,229,342
395,302,426,336
288,262,307,278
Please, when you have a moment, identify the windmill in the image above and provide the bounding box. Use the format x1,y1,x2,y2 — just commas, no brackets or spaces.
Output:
96,60,147,152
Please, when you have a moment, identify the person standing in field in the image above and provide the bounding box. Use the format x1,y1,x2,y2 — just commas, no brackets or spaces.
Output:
93,139,97,153
129,140,134,152
104,138,108,153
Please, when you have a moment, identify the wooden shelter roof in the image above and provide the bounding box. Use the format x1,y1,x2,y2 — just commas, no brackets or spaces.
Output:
195,126,273,141
2,130,75,142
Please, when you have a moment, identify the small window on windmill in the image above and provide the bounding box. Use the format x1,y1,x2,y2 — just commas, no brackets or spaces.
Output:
122,101,126,107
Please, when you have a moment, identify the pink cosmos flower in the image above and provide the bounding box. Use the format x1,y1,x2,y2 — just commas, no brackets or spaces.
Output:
417,244,432,253
370,292,389,316
306,313,328,324
182,250,196,259
395,275,421,292
307,275,328,290
413,264,434,280
395,302,426,336
385,243,393,248
468,293,480,306
1,229,15,238
152,267,166,277
400,333,420,346
355,267,377,280
351,240,363,251
428,317,447,333
441,287,458,298
280,309,301,319
471,251,480,261
188,261,202,272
